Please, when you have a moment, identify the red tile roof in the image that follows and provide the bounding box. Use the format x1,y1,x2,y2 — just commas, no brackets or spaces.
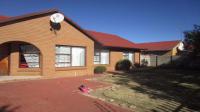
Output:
0,16,9,20
136,40,181,51
0,9,59,25
86,30,141,49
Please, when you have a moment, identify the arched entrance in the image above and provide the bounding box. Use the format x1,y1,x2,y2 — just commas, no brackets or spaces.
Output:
0,41,42,76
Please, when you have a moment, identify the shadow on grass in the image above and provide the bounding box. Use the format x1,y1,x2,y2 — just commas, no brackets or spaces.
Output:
93,101,117,112
0,105,20,112
108,68,200,112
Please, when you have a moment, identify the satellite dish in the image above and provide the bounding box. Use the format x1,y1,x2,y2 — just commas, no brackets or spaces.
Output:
50,13,64,23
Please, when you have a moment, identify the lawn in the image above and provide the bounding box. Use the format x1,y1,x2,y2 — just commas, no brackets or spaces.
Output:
90,68,200,112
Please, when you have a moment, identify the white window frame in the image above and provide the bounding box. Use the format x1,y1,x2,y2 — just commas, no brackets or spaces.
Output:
72,47,85,67
19,44,40,68
55,45,86,67
55,46,71,67
123,52,134,63
94,49,110,64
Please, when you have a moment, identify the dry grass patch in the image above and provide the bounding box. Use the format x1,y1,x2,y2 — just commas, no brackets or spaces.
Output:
90,69,200,112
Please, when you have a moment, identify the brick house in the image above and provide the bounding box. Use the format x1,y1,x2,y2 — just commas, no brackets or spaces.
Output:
86,30,141,71
0,9,141,76
137,40,184,66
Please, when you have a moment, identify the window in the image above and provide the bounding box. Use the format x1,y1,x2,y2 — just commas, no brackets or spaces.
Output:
72,47,85,66
123,52,134,63
94,50,109,64
123,52,129,59
94,51,100,64
55,46,71,67
55,45,85,67
19,44,40,68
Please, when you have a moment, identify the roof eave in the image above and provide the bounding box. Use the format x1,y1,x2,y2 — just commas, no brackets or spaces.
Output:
0,9,58,26
103,45,142,51
142,49,171,52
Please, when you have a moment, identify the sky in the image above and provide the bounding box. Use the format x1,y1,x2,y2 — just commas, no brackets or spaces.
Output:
0,0,200,43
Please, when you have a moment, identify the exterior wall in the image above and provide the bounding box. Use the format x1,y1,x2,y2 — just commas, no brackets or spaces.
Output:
94,51,123,71
9,42,41,76
0,15,94,76
107,51,123,71
0,44,9,75
94,50,137,71
141,51,172,56
139,50,179,67
172,48,177,56
134,52,140,65
172,42,182,56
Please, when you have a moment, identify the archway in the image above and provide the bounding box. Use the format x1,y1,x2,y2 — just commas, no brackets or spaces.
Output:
0,41,42,76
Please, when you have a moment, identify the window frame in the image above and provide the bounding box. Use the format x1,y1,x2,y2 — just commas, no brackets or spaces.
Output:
19,44,41,68
55,45,71,67
94,49,110,65
55,45,86,68
123,52,129,59
123,52,134,63
94,50,101,64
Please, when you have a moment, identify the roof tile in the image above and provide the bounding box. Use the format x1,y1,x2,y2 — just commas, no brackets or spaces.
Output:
86,30,140,49
0,16,9,20
136,40,181,51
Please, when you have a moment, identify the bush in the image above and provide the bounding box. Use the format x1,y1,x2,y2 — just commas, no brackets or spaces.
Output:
158,55,200,70
134,63,141,68
94,66,107,74
141,59,148,67
115,59,132,71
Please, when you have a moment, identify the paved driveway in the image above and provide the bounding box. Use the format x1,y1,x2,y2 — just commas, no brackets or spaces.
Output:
0,75,131,112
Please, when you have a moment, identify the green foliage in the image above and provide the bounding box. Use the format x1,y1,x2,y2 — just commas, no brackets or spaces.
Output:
115,59,132,71
133,63,141,68
94,66,107,74
141,59,148,67
158,56,200,70
184,25,200,57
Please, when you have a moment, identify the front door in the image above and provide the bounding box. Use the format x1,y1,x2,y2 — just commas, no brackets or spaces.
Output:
0,44,9,76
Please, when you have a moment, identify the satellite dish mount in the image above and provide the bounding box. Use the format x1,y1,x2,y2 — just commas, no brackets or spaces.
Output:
50,13,64,33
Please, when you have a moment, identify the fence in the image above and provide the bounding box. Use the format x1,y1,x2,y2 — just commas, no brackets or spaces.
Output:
140,55,181,67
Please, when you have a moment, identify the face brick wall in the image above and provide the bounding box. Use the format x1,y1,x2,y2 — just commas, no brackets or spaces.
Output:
0,44,9,75
94,50,138,71
134,52,140,64
106,51,123,71
93,51,123,71
0,15,94,76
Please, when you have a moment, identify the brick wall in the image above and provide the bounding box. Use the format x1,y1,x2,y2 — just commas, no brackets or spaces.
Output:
0,15,94,76
94,51,138,71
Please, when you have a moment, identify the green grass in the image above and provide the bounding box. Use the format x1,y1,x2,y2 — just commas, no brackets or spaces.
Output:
90,68,200,112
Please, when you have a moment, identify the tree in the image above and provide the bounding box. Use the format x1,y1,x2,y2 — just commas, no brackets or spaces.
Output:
184,25,200,57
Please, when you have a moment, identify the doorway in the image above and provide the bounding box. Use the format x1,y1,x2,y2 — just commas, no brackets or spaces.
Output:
0,43,10,76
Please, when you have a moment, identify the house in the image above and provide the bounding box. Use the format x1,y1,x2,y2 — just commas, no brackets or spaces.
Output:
86,30,141,71
0,9,141,76
136,40,184,66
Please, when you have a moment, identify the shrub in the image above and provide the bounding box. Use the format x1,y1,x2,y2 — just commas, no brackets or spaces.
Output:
94,66,107,74
115,59,132,71
134,63,141,68
141,59,148,67
158,55,200,70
